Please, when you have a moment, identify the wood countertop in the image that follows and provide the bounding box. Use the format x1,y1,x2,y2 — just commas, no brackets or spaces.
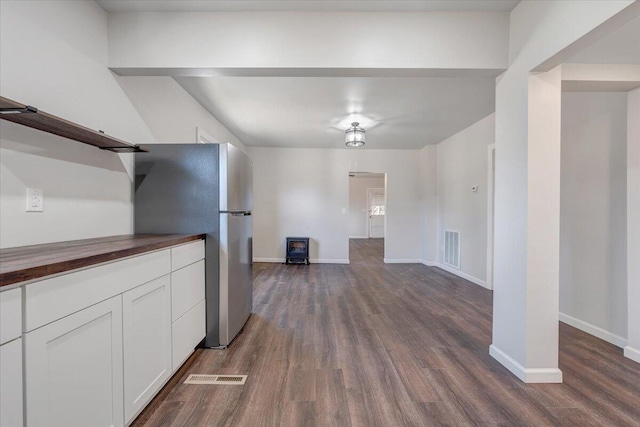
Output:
0,234,205,287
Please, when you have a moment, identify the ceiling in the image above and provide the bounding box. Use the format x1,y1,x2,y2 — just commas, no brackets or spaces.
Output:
97,0,519,13
99,0,507,150
176,76,495,149
567,15,640,65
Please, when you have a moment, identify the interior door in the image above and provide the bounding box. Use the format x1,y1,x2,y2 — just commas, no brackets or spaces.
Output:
368,188,385,238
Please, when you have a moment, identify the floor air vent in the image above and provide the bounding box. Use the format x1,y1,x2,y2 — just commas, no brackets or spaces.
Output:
443,230,460,269
184,374,247,385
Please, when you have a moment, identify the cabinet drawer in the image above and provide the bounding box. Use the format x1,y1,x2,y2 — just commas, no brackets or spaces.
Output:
0,288,21,345
172,299,205,372
171,240,204,272
0,338,23,427
25,249,170,332
171,260,205,322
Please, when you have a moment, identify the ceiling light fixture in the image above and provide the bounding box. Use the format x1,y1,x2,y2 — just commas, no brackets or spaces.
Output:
345,122,365,148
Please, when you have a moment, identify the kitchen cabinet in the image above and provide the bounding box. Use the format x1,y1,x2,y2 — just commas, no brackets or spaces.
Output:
0,338,23,427
24,296,124,427
24,249,171,333
0,287,23,427
0,288,21,344
170,244,206,372
171,259,205,323
122,276,172,424
172,299,206,371
0,235,205,427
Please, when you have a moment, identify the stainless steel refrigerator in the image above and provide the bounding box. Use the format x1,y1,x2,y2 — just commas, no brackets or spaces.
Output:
134,143,253,348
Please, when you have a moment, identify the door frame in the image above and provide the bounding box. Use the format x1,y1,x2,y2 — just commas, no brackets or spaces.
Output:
367,187,385,238
486,144,496,290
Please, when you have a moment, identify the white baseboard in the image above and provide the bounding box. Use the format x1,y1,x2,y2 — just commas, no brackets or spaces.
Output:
383,258,422,264
433,263,490,289
559,313,627,348
624,346,640,363
253,258,349,264
349,236,369,239
312,259,350,264
421,260,438,267
489,345,563,383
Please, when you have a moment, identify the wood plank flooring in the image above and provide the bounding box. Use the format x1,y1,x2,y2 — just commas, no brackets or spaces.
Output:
132,238,640,426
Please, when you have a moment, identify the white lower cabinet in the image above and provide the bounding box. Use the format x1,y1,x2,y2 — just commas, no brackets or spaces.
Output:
0,338,23,427
15,240,205,427
25,295,124,427
122,275,172,424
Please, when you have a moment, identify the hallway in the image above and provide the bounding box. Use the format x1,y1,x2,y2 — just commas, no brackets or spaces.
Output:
133,239,640,426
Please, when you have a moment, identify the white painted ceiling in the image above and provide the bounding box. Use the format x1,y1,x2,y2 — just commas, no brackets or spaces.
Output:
176,76,495,149
100,0,506,149
568,15,640,65
97,0,519,13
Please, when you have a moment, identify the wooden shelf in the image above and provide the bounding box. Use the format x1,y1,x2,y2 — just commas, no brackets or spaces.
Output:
0,96,147,153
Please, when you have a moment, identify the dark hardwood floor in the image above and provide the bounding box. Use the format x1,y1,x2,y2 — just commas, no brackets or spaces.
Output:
133,238,640,426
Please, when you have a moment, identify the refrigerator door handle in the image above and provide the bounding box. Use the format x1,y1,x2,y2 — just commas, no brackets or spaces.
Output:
222,211,252,216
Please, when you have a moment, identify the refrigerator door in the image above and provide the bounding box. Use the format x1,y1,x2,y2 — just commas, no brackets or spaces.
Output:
134,144,221,347
219,211,253,346
220,143,253,212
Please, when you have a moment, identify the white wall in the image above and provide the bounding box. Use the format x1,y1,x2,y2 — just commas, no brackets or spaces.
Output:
626,88,640,363
250,147,421,263
419,146,438,264
114,76,247,152
348,176,385,238
436,113,495,285
108,11,509,72
560,92,628,346
0,0,153,248
0,1,247,249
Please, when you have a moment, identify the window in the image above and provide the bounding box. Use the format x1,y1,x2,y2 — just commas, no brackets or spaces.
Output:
370,194,385,216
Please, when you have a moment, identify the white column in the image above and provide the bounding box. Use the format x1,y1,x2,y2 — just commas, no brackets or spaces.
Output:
524,67,563,380
625,88,640,363
490,66,563,383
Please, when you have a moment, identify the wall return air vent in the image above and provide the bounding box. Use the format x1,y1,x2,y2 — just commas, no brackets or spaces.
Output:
443,230,460,269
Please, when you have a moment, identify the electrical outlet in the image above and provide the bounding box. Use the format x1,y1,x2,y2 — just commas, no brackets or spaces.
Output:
26,188,43,212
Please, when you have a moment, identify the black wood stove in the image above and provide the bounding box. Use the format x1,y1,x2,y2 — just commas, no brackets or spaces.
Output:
285,237,310,265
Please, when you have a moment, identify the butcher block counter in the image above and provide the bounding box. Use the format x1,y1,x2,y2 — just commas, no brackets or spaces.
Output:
0,234,207,427
0,233,204,287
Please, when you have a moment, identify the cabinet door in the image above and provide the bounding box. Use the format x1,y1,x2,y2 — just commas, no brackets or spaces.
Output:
0,338,23,427
122,275,172,424
25,296,124,427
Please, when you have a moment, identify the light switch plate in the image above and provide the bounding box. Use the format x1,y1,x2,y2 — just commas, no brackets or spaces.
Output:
26,188,43,212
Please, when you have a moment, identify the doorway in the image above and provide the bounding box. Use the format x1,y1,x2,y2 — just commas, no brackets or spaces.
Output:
348,172,386,261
